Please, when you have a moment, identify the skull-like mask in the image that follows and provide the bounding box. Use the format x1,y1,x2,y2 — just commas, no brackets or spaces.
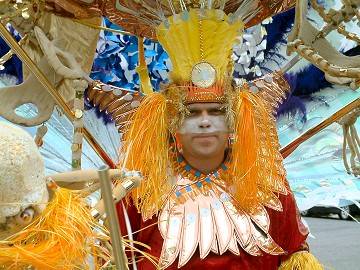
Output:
0,122,48,239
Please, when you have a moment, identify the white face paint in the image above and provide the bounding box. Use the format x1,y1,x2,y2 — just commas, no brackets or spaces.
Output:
177,103,229,135
176,103,229,161
178,114,228,134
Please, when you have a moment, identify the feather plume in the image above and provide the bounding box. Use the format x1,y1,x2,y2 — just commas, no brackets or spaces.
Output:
279,251,323,270
229,89,287,211
120,92,171,220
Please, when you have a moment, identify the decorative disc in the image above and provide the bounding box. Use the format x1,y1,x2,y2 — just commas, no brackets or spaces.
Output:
191,62,216,88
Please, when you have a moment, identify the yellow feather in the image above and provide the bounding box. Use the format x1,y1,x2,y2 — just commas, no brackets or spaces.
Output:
156,9,243,85
279,252,324,270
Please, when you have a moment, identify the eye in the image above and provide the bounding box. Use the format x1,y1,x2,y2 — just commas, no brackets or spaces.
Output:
15,207,35,225
209,108,225,115
188,109,200,117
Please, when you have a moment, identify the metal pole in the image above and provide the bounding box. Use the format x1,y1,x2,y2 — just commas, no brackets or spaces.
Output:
98,165,129,270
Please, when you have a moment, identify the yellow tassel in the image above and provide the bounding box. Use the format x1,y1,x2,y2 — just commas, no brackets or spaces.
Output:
279,252,324,270
121,92,170,220
0,187,106,270
229,90,287,211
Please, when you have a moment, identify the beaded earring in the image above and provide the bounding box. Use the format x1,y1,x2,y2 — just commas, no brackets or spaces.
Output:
175,133,183,153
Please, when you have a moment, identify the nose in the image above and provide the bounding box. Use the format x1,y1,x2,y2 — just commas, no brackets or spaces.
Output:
199,111,211,128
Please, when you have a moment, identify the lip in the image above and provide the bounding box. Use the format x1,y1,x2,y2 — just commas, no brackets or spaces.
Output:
192,134,218,139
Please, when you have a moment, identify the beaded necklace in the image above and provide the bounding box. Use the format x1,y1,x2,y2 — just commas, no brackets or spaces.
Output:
170,151,231,198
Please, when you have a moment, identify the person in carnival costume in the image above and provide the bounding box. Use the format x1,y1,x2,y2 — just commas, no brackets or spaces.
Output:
114,2,324,270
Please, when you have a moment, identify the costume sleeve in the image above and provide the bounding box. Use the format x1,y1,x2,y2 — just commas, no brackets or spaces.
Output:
268,190,323,269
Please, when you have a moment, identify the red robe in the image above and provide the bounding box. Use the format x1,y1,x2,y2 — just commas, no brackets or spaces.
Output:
116,192,308,270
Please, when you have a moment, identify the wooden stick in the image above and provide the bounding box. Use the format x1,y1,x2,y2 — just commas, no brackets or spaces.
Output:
48,169,124,183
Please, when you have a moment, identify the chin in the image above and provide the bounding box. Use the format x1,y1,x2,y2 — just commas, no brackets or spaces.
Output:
194,147,220,158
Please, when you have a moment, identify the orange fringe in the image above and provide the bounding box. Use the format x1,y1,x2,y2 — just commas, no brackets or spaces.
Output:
0,188,106,270
121,92,170,220
229,90,287,211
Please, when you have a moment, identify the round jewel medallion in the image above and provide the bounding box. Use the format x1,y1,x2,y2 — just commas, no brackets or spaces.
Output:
191,62,216,88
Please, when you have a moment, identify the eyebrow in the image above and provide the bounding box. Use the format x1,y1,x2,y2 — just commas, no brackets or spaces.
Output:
187,104,223,111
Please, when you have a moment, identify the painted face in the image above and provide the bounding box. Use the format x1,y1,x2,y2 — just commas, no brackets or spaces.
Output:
177,103,229,158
